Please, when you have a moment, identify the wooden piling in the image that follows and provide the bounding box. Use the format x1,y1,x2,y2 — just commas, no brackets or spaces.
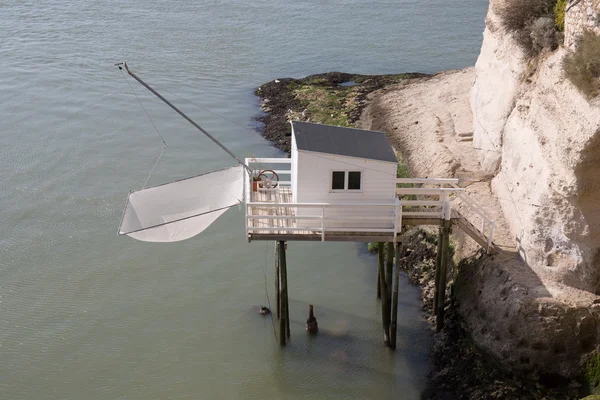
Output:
377,242,390,345
284,243,291,339
433,225,444,316
275,242,280,320
279,240,290,345
436,221,451,332
377,268,381,299
390,243,400,350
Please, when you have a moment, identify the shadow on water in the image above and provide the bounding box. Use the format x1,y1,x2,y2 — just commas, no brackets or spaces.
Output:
254,298,433,399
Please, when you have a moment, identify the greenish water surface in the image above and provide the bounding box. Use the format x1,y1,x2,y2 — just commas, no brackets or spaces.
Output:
0,1,487,398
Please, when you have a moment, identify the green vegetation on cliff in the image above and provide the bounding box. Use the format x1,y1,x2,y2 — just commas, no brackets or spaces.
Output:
497,0,561,54
585,351,600,395
564,31,600,98
554,0,567,31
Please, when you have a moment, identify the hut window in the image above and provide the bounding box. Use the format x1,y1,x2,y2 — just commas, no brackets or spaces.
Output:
348,171,361,190
331,171,362,191
332,171,345,190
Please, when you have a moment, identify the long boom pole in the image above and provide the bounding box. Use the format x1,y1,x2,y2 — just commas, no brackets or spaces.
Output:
116,62,252,174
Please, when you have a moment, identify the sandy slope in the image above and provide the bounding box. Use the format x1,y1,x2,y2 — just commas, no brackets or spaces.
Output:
358,67,514,252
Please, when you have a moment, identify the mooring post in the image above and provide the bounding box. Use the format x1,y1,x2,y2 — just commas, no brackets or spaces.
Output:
275,242,280,320
377,242,390,345
433,225,444,316
436,221,451,332
390,243,401,350
279,240,289,345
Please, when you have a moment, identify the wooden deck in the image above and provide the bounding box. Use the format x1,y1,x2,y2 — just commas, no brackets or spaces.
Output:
246,189,498,253
244,162,498,252
247,188,315,236
247,188,400,242
246,188,465,243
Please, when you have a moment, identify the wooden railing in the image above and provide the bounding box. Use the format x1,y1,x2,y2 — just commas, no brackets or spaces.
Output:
396,177,496,252
243,158,496,250
450,183,496,251
246,201,399,241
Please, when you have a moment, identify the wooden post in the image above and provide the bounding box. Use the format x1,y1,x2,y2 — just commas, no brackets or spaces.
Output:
279,240,290,345
275,242,280,320
284,242,290,339
436,221,451,332
377,242,390,345
390,243,401,350
385,243,394,346
433,225,444,316
377,267,381,299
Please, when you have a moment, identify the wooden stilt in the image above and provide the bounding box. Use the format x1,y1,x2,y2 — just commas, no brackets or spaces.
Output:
279,240,289,346
377,242,390,345
436,221,451,332
286,295,291,339
433,225,443,316
390,243,400,350
282,241,291,339
377,267,381,299
385,243,394,347
275,242,280,320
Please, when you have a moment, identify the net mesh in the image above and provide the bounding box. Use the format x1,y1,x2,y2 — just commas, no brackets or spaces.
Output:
119,165,244,242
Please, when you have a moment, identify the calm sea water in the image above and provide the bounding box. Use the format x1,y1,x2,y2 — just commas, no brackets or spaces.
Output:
0,1,487,398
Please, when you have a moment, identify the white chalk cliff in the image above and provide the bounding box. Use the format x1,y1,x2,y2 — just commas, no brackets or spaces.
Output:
471,0,600,294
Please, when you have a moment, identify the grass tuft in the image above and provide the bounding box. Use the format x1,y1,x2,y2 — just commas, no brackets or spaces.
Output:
497,0,560,54
585,351,600,394
563,31,600,98
554,0,567,31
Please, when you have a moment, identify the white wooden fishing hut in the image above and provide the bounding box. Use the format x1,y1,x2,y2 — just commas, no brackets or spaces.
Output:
115,62,498,349
245,121,495,248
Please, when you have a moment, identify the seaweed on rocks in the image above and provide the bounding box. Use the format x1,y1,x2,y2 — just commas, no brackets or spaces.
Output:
253,71,428,153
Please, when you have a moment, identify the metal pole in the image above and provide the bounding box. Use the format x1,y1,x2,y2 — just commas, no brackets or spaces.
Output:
117,62,252,175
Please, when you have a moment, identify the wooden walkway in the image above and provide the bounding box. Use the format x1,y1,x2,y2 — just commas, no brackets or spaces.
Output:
243,162,499,252
245,187,500,250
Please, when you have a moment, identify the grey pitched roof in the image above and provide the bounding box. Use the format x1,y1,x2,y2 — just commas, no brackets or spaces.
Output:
291,121,397,163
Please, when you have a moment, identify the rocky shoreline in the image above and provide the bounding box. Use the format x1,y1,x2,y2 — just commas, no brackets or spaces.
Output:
253,71,428,153
253,71,589,399
398,230,583,399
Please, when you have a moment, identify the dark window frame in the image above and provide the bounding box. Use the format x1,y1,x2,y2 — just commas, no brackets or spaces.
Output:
330,170,362,192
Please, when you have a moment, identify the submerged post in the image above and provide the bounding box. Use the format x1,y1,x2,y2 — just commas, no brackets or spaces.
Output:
390,243,401,350
275,242,280,320
436,220,451,332
279,240,289,346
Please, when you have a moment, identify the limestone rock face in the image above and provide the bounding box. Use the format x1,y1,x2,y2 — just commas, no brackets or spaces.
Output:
470,6,525,174
456,253,600,377
471,3,600,294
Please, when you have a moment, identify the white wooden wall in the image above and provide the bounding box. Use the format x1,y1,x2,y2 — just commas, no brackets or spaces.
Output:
295,150,397,229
